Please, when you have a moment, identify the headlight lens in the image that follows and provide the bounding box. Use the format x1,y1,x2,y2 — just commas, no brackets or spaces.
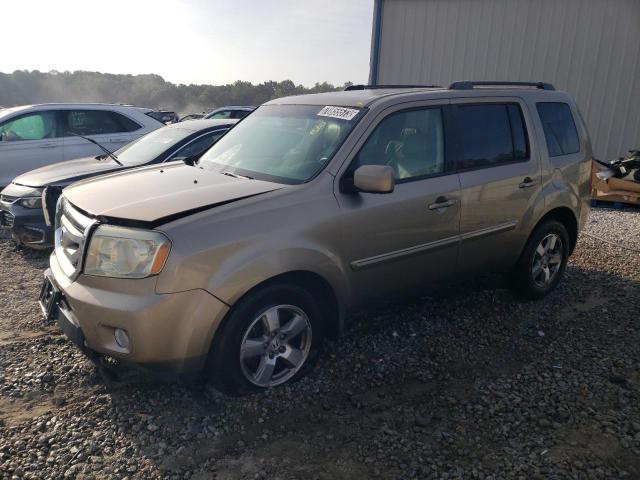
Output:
18,196,43,209
84,225,171,279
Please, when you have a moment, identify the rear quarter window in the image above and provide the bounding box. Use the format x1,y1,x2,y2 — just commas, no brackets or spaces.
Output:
536,102,580,157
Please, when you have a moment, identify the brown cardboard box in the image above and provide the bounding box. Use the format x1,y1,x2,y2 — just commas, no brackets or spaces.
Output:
591,164,640,205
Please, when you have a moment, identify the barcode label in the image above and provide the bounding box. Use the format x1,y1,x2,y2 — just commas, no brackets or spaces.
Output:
317,106,360,121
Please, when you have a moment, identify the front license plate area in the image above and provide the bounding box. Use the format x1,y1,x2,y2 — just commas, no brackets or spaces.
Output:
39,276,61,321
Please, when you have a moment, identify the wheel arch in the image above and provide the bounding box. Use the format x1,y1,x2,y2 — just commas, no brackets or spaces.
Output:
213,269,344,346
534,206,579,254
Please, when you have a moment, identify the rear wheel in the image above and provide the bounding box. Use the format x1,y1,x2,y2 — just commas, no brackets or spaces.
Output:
511,220,570,299
209,283,324,395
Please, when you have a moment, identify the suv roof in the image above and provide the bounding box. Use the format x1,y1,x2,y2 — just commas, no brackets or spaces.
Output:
265,81,563,109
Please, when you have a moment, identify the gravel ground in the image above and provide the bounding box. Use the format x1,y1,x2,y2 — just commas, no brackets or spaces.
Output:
1,207,639,480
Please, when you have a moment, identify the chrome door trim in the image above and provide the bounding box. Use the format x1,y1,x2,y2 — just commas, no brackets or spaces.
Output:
350,235,459,271
459,221,518,242
350,220,518,271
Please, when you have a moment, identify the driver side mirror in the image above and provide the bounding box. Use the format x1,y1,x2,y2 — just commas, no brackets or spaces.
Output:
353,165,395,194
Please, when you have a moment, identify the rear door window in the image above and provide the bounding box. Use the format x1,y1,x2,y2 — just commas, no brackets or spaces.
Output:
0,111,57,141
62,110,141,136
454,103,530,170
536,102,580,156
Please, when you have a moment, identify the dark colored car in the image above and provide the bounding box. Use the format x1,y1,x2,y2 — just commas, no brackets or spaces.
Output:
204,106,256,120
147,110,180,124
0,119,236,249
179,113,206,122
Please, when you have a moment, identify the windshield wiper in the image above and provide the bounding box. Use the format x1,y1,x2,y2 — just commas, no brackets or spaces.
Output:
220,171,253,180
70,133,123,166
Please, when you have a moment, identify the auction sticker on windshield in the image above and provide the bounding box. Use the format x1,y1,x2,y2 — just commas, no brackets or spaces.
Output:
317,106,359,121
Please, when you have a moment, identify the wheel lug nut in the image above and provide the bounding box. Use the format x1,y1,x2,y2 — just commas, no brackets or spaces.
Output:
279,346,286,353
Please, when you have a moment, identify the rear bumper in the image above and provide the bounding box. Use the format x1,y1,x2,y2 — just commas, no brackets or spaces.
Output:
47,255,230,376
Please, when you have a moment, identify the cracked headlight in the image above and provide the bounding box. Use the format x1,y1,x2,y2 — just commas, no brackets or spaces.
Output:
84,225,171,279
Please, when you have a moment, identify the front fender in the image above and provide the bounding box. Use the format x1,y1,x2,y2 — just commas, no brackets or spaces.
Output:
205,242,351,310
156,231,352,312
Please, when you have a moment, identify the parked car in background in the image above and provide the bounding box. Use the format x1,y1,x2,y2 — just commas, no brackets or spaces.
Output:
0,119,235,248
204,106,255,120
0,104,164,189
40,82,591,394
179,113,206,122
147,110,179,124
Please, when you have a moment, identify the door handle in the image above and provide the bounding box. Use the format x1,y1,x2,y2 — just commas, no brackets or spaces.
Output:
109,138,127,143
519,177,536,188
428,196,456,210
39,143,57,148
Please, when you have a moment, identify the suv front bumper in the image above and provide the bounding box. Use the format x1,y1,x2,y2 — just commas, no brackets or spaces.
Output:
43,255,230,376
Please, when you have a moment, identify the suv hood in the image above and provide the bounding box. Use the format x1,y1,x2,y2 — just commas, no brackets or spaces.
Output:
13,156,126,188
63,163,284,224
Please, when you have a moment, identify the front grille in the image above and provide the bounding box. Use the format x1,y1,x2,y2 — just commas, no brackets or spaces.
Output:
0,210,14,227
54,197,95,279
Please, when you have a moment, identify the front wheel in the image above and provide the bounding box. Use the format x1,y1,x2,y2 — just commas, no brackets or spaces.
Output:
511,220,570,299
208,283,324,395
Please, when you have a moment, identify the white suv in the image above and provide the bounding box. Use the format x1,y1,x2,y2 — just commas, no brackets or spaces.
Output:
0,103,164,188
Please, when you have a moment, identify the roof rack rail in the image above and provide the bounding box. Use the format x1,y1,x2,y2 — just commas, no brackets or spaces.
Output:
345,84,441,91
449,81,555,91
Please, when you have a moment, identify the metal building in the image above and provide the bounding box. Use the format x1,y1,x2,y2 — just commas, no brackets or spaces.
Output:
369,0,640,160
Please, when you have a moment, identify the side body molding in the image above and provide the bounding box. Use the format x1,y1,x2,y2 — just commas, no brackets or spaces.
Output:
350,221,518,271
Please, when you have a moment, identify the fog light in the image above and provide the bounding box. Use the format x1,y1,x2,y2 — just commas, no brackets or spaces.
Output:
114,328,130,349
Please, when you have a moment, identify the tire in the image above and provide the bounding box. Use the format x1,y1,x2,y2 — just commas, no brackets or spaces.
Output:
511,219,570,300
208,283,324,395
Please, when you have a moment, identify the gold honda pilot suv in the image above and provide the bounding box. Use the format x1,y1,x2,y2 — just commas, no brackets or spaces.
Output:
40,82,592,394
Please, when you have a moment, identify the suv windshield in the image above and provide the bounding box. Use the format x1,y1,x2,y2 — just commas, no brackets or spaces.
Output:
198,105,363,184
113,127,194,165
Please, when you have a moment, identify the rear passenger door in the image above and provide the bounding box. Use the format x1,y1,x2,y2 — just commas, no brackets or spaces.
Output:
452,99,543,273
60,109,141,160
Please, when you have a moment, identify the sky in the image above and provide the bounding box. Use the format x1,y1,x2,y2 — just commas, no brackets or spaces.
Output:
2,0,374,87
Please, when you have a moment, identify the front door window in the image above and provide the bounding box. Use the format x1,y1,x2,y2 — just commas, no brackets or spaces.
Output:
0,111,57,142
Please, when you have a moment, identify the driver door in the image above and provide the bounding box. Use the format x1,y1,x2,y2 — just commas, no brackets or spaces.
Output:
0,110,62,188
335,101,461,306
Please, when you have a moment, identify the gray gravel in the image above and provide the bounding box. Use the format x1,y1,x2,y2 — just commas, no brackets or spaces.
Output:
1,207,639,479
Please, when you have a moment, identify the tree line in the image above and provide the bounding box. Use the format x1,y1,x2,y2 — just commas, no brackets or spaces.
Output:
0,70,352,115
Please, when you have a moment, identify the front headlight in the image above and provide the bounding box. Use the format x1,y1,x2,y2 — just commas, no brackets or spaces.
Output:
84,225,171,279
18,196,43,209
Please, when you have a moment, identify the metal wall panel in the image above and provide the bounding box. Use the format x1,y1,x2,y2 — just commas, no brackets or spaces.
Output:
375,0,640,160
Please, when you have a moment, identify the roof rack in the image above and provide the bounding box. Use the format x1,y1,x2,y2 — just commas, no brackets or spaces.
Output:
449,81,555,91
345,84,441,91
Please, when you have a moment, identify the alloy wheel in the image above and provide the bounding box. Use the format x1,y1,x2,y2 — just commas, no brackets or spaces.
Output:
239,304,312,387
531,233,564,288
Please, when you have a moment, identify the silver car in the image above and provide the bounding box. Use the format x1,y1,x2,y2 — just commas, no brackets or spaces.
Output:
0,103,163,189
